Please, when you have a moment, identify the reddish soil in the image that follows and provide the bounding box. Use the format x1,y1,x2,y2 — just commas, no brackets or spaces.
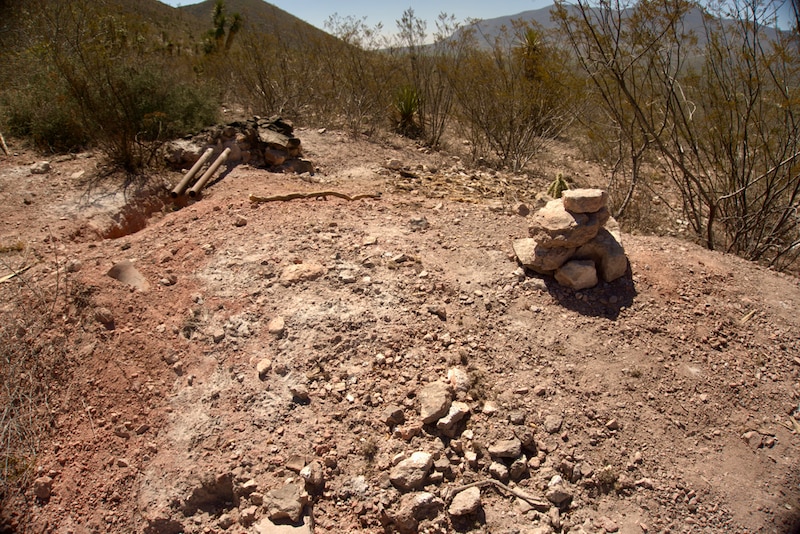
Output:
1,128,799,534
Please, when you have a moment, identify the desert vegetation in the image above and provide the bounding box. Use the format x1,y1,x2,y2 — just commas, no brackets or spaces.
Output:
3,0,796,268
1,1,800,530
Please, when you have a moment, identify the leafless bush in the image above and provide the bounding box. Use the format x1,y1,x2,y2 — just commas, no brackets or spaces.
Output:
448,21,578,171
555,0,800,270
0,249,79,499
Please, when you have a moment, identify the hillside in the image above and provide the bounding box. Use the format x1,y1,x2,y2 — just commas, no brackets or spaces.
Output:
178,0,336,46
1,126,799,533
0,0,333,52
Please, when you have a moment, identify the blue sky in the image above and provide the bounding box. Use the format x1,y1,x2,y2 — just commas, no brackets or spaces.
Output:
160,0,553,35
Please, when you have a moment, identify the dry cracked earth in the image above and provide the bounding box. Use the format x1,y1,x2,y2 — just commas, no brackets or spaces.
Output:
1,127,799,534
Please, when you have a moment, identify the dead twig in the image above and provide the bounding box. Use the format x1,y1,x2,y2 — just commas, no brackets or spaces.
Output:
0,264,34,284
249,191,381,203
445,479,549,510
0,132,9,156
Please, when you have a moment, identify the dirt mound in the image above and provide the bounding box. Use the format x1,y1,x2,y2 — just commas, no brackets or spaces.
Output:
1,129,799,533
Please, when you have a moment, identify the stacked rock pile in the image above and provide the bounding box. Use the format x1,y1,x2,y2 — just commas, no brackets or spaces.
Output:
513,189,628,290
165,116,313,174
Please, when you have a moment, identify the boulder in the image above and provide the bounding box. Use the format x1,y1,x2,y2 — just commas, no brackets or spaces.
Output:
555,260,598,290
573,228,628,282
512,238,575,274
561,188,608,213
529,199,608,249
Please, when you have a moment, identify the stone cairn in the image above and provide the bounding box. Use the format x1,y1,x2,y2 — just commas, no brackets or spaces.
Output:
165,116,313,174
513,189,629,290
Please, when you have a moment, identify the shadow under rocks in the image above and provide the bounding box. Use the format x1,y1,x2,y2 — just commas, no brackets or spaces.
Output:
537,266,637,320
451,509,487,532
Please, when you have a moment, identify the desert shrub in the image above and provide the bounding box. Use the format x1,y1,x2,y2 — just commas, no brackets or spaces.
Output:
319,14,399,135
555,0,800,270
448,21,578,171
53,50,218,172
0,255,76,499
9,1,218,172
390,10,465,148
2,64,88,152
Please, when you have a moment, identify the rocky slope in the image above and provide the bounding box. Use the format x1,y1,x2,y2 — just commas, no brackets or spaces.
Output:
0,128,799,534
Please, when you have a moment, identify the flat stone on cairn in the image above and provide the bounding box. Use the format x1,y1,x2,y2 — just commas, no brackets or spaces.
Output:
515,189,628,289
562,188,608,213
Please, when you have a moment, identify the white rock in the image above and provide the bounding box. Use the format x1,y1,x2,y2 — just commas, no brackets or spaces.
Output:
561,188,608,213
513,238,575,274
279,262,326,286
529,199,609,249
489,461,509,481
30,161,51,174
488,438,522,459
392,492,443,534
436,401,470,437
543,414,563,434
447,368,471,392
264,483,308,523
256,359,272,379
268,316,286,337
390,451,434,491
300,461,325,493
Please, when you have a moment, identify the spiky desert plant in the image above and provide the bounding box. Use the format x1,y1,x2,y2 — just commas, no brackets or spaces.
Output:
393,85,421,138
547,172,570,198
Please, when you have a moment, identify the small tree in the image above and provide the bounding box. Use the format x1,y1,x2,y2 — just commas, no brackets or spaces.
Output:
392,10,463,147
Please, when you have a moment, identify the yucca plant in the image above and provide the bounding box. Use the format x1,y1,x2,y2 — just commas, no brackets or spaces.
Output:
393,85,421,138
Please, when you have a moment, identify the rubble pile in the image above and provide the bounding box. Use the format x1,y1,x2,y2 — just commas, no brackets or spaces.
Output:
513,189,629,290
165,116,314,174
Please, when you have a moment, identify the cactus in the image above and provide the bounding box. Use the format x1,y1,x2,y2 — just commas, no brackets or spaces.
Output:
547,172,569,199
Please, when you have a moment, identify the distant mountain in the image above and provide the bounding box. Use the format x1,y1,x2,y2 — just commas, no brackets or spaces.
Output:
455,4,788,48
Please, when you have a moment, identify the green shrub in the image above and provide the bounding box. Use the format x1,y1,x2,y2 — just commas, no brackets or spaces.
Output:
2,62,88,152
10,3,219,172
393,86,421,137
58,61,218,172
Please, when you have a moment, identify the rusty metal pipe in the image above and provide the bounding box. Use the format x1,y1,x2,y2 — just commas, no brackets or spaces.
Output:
171,147,214,198
188,147,231,198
